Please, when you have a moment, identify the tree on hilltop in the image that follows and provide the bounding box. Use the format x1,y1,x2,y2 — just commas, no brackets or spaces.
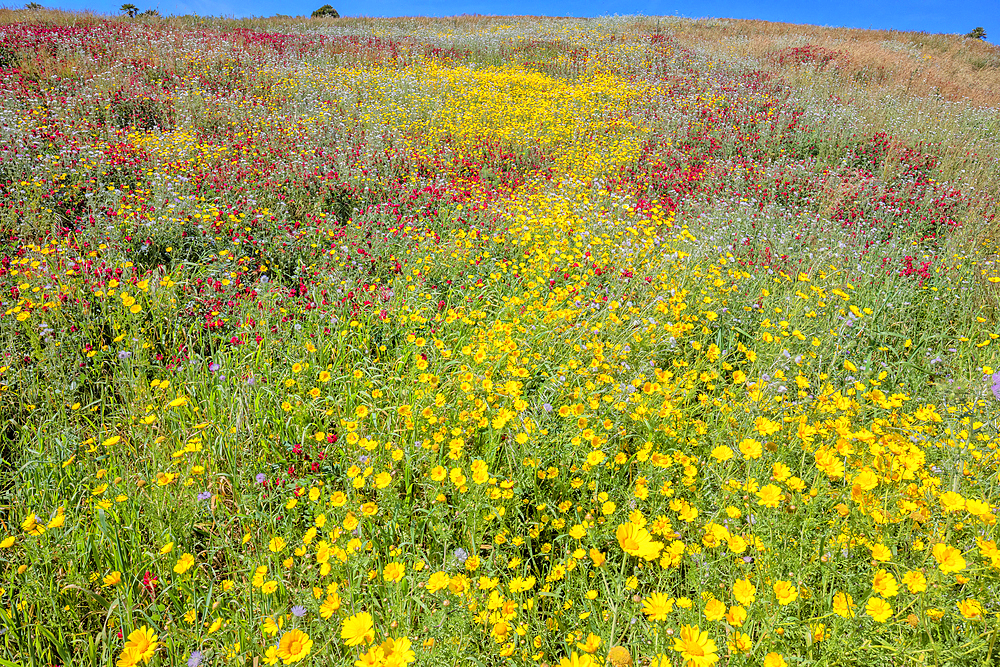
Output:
965,27,986,39
311,4,339,17
121,3,138,16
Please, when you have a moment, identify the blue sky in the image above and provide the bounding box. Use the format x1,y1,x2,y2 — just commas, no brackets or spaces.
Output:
21,0,1000,44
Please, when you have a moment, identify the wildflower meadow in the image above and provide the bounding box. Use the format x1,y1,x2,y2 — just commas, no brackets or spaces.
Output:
1,9,999,667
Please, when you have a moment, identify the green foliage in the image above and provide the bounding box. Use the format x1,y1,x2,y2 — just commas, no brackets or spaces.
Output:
965,27,987,40
311,4,339,18
0,47,19,69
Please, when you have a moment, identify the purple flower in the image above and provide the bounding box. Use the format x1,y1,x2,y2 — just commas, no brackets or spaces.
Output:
256,473,266,484
991,371,1000,402
208,362,221,372
542,403,552,413
197,491,212,501
291,605,306,618
188,651,202,667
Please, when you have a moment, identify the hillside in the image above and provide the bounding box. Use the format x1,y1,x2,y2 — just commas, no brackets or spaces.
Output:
1,11,999,667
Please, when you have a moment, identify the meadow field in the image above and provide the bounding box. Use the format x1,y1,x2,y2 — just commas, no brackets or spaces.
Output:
2,9,1000,667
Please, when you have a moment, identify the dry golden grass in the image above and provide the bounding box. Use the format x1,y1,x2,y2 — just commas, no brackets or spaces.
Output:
662,18,1000,230
667,18,1000,107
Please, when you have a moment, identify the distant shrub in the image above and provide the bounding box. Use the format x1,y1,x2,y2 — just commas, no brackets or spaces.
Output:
120,3,137,16
138,8,160,17
0,46,19,69
25,2,42,8
965,27,986,40
774,44,847,69
311,4,339,18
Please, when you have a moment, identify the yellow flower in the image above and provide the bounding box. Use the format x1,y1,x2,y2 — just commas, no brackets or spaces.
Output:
763,653,787,667
576,634,602,654
277,628,313,664
103,571,122,587
703,598,726,621
870,544,892,562
263,646,280,665
558,652,594,667
21,512,44,537
173,553,195,574
616,522,663,560
123,626,159,664
710,445,733,462
957,599,984,620
642,591,674,621
207,617,223,634
739,438,762,459
448,574,470,595
772,580,797,606
383,561,406,583
902,570,927,593
732,578,756,605
872,569,898,597
756,484,782,508
754,416,780,436
0,536,14,549
269,536,286,553
932,543,966,573
866,597,893,623
320,593,341,619
380,636,415,666
341,611,375,646
155,471,176,486
465,554,481,571
427,572,451,593
117,647,142,667
727,631,752,654
725,605,747,627
263,617,283,636
261,580,279,595
672,624,718,667
833,592,856,618
939,491,966,513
